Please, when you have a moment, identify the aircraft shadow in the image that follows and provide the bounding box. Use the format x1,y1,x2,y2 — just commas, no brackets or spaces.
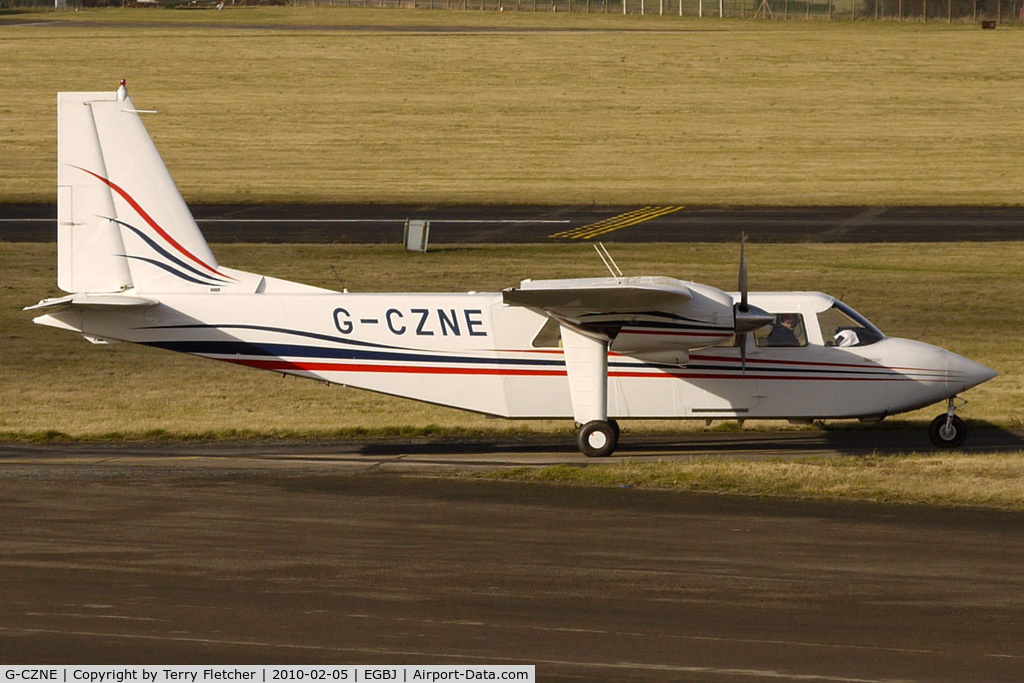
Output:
354,427,1024,458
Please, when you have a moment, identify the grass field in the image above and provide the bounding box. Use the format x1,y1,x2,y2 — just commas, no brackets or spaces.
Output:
1,8,1023,204
3,241,1020,439
487,452,1024,509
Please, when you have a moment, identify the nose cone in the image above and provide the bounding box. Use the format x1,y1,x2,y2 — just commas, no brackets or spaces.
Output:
947,352,998,392
882,338,996,412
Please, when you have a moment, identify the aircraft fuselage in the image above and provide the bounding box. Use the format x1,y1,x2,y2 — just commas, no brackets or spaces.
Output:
36,289,993,423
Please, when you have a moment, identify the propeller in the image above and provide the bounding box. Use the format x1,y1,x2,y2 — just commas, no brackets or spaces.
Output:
738,232,748,313
733,232,774,371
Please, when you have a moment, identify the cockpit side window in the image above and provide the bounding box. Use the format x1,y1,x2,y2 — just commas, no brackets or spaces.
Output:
816,302,884,348
754,313,807,348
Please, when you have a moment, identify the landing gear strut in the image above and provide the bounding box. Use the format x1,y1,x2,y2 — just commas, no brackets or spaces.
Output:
929,396,967,448
577,419,619,458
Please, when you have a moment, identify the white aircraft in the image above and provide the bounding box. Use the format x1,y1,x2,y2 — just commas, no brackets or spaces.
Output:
28,83,997,457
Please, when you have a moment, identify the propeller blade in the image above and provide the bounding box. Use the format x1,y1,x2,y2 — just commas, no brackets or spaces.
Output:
733,233,770,355
738,232,748,313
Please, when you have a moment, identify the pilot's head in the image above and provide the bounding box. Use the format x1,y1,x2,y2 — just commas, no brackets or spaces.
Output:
779,314,799,328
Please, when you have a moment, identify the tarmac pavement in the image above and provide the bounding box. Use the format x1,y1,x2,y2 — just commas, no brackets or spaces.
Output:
3,204,1024,243
1,457,1023,681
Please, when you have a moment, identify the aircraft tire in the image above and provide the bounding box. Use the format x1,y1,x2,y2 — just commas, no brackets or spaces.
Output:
929,414,966,448
578,420,617,458
609,419,621,445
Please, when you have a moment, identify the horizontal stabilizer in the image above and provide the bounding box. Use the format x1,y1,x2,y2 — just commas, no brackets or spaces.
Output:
25,293,158,312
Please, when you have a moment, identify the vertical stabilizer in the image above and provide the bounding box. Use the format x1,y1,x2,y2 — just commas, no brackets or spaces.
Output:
57,90,132,293
58,82,232,294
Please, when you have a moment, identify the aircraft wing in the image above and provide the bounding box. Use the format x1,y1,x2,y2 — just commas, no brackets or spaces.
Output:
502,277,692,318
503,276,738,364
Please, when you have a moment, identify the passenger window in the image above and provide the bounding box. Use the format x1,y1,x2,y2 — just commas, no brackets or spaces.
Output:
754,313,807,348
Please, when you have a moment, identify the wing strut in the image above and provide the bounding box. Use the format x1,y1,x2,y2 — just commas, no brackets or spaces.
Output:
559,324,618,457
560,324,608,424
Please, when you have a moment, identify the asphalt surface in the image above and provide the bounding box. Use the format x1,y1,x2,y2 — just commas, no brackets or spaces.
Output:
2,445,1024,681
2,427,1023,467
4,204,1024,243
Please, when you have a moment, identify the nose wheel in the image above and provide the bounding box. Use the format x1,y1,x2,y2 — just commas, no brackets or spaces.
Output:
929,397,967,448
577,419,620,458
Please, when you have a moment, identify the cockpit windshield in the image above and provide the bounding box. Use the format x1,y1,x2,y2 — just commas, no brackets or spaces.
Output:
816,301,884,348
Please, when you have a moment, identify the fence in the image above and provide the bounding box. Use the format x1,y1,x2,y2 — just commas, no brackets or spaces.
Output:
295,0,1024,20
5,0,1023,22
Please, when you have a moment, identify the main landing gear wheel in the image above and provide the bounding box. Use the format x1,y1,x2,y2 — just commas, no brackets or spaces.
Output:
578,420,618,458
929,414,966,448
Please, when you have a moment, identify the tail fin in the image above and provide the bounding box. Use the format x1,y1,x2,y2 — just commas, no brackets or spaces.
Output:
58,81,233,294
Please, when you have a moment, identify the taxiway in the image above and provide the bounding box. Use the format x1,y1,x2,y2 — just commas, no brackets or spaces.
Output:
1,449,1023,681
3,204,1023,243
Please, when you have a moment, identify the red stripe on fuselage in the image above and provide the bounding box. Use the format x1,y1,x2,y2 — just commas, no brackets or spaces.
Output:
222,357,944,382
689,353,947,375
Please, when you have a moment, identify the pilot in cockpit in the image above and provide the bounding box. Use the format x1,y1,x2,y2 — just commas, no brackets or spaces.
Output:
765,313,802,347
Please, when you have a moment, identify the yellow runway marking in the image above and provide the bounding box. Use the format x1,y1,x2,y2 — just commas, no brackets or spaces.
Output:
550,206,684,240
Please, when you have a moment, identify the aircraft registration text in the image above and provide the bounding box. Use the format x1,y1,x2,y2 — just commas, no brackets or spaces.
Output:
333,308,488,338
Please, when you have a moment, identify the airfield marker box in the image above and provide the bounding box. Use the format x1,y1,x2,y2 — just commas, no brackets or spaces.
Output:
404,219,430,252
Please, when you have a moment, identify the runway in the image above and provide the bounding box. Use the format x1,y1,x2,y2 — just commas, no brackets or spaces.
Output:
2,445,1024,681
3,204,1024,243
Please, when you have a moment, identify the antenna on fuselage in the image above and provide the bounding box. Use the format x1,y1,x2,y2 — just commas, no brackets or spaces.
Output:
594,242,624,283
329,264,345,290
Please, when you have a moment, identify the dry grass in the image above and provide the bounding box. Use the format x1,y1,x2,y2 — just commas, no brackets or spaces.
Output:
2,241,1020,439
490,451,1024,509
1,9,1023,204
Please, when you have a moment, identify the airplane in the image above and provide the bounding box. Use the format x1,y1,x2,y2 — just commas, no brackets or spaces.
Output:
27,82,997,458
